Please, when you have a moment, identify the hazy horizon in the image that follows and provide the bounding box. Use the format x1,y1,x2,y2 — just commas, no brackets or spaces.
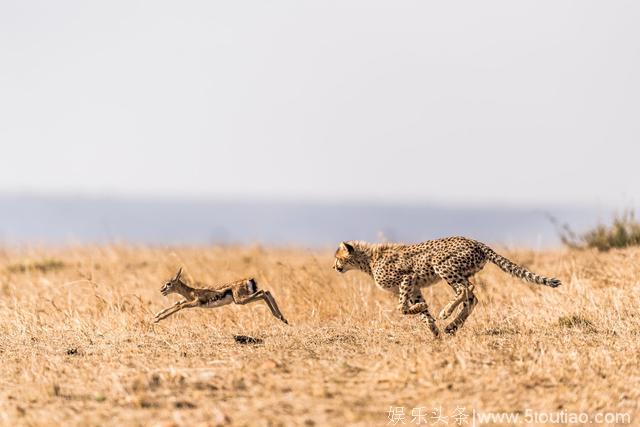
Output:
0,193,614,247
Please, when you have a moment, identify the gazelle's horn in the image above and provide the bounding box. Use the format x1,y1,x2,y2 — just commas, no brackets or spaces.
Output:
174,267,183,280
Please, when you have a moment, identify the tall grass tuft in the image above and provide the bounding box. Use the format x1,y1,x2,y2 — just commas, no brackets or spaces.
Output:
554,210,640,251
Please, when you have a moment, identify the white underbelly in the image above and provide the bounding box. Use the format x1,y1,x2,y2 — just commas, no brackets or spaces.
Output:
204,294,233,308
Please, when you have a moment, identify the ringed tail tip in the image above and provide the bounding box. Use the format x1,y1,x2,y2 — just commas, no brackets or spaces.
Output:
546,278,562,288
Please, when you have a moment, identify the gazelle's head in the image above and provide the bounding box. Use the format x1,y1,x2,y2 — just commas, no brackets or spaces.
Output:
333,242,357,273
161,267,184,296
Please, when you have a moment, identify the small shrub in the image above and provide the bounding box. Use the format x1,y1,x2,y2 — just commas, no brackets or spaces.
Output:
7,259,65,273
482,326,519,336
557,314,596,332
552,210,640,251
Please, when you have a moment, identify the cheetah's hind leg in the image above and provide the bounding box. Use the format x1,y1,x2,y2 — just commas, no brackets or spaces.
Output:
443,290,478,335
439,284,475,320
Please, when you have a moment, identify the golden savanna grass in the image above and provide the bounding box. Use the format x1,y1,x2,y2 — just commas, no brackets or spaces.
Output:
1,245,639,426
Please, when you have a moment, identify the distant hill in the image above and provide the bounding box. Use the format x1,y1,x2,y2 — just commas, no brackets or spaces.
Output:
0,194,603,247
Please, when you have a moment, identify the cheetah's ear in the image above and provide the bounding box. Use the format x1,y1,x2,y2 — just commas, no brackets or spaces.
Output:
341,242,355,254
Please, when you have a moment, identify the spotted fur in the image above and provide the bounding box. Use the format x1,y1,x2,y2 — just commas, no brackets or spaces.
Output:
333,236,561,336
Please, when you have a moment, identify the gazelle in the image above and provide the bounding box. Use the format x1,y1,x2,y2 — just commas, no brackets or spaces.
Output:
154,268,289,324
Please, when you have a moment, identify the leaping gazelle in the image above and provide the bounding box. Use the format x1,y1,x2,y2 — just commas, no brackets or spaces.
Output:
153,268,289,324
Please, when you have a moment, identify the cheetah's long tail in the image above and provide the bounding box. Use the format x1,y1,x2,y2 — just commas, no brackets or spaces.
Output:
479,244,561,287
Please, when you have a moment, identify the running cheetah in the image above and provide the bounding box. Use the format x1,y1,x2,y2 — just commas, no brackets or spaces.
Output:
333,236,561,336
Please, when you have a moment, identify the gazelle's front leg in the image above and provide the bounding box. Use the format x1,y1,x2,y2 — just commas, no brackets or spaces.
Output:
233,290,289,324
154,299,187,319
154,299,200,323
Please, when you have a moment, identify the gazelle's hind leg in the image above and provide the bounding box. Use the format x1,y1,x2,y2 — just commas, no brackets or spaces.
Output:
262,291,289,324
233,289,289,324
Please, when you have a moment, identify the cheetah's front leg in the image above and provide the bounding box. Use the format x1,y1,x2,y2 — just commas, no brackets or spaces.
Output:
410,287,440,337
398,276,440,337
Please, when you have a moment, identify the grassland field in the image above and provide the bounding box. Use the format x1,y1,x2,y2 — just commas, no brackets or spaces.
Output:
0,245,639,426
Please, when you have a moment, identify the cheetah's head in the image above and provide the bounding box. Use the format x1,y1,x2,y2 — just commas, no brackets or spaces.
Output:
160,267,184,296
333,242,357,273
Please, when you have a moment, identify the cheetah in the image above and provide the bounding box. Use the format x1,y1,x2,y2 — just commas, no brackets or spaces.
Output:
333,236,561,336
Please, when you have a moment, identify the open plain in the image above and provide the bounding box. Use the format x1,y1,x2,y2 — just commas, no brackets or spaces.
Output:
0,245,639,426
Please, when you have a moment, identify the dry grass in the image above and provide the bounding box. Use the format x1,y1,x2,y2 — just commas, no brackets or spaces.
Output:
1,245,639,426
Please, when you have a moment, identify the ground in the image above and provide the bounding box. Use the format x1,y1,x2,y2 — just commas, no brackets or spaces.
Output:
0,245,639,426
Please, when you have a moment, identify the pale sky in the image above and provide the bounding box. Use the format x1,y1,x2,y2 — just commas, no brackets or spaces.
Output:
1,1,639,206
